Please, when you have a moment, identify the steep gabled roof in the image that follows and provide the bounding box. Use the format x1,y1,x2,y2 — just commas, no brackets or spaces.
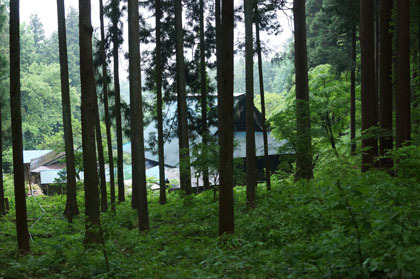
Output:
124,94,286,167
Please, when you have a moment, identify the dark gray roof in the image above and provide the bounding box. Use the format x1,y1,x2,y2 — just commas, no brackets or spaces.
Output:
124,94,287,167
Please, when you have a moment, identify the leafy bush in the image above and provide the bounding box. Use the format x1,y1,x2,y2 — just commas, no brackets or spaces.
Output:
2,147,420,278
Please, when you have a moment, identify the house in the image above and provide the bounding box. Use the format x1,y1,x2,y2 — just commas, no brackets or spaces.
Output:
123,93,290,187
23,150,66,185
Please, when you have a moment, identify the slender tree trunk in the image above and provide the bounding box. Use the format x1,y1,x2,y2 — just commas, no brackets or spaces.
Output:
91,9,107,212
245,0,256,208
396,0,410,147
374,0,380,125
94,97,107,212
79,0,102,244
360,0,378,171
350,27,357,156
111,0,125,202
199,0,210,191
10,0,30,253
215,0,221,101
128,0,149,230
255,8,271,190
57,0,79,221
293,0,313,180
219,0,235,235
379,0,393,167
0,101,4,215
175,0,192,195
156,0,166,205
99,0,115,211
324,114,339,158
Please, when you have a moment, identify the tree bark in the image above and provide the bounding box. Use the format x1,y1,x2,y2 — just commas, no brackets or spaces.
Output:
0,98,4,215
215,0,221,103
111,0,125,202
94,96,107,212
324,114,339,158
218,0,235,235
255,7,271,190
200,0,210,190
396,0,410,148
10,0,30,253
156,0,166,205
99,0,116,211
350,27,357,156
293,0,313,180
175,0,192,195
128,0,149,230
79,0,102,244
57,0,79,221
379,0,393,167
374,0,380,130
360,0,378,171
245,0,256,208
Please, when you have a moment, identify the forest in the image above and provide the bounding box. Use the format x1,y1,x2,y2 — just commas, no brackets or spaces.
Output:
1,0,420,278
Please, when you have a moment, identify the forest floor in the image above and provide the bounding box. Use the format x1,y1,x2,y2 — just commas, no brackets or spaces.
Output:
1,183,288,279
1,153,420,278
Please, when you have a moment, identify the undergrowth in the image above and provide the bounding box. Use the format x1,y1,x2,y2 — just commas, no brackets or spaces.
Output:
1,146,420,278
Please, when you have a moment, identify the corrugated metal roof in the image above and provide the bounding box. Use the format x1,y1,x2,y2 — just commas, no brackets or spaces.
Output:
23,150,52,164
31,164,66,173
233,132,288,158
124,95,288,167
125,130,286,168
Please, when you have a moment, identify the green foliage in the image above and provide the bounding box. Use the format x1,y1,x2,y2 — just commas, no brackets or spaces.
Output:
2,147,420,278
1,147,12,172
270,64,359,159
0,10,82,152
233,58,292,94
20,63,80,149
254,91,284,117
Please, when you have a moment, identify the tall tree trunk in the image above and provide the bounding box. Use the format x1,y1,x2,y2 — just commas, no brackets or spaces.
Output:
396,0,410,147
379,0,393,167
200,0,210,191
245,0,256,208
175,0,192,195
94,97,107,212
374,0,380,127
255,7,271,190
128,0,149,230
293,0,313,180
91,6,107,212
360,0,378,171
99,0,115,211
218,0,235,235
215,0,221,103
156,0,166,205
350,27,357,155
57,0,79,221
111,0,125,202
79,0,102,244
10,0,30,253
0,102,4,215
10,0,30,252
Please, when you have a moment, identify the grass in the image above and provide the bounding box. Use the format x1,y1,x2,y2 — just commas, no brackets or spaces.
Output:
2,150,420,278
0,183,289,279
